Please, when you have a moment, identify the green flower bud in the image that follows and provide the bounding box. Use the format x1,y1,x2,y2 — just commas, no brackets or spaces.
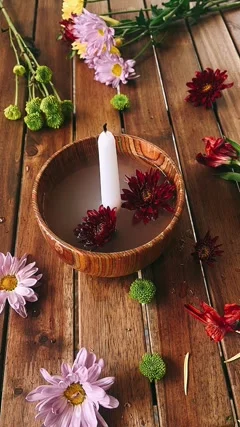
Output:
129,279,156,304
61,100,74,118
25,97,42,114
24,112,44,131
40,95,60,115
4,104,21,120
139,353,166,382
35,65,53,84
13,65,26,76
110,94,130,111
46,111,64,129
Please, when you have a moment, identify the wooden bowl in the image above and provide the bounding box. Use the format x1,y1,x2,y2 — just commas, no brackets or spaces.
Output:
32,135,185,277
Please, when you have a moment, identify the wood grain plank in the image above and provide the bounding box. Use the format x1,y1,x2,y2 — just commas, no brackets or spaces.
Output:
222,10,240,54
0,0,36,399
115,1,235,425
0,1,74,425
75,1,156,425
186,12,240,414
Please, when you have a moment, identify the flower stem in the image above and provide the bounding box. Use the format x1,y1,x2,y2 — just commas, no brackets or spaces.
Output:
14,75,19,105
49,82,61,101
121,30,148,47
133,39,152,60
9,28,20,64
101,8,152,16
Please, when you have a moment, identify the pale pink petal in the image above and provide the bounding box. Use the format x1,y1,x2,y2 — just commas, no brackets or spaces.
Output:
92,376,115,391
40,368,63,385
0,301,7,314
99,394,119,409
96,411,109,427
72,348,88,370
83,383,106,402
82,400,98,427
61,362,72,377
87,364,101,382
18,278,37,287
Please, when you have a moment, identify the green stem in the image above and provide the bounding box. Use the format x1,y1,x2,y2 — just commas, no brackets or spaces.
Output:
133,39,152,60
209,1,240,11
9,28,20,64
49,82,61,101
101,8,152,16
27,74,32,101
14,75,19,105
41,82,49,97
37,83,46,97
121,30,148,47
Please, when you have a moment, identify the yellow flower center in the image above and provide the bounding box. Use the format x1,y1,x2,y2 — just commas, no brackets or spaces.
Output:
112,64,122,77
202,83,212,93
64,383,86,405
198,245,211,260
98,29,105,37
142,189,152,203
0,275,18,292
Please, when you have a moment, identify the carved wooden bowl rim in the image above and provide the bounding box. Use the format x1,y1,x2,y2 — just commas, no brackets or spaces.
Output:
32,134,185,261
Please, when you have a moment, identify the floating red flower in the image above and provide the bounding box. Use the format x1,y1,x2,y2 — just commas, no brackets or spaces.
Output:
185,302,240,342
192,231,223,266
74,205,116,248
121,169,175,224
196,136,238,168
60,18,77,43
185,68,233,108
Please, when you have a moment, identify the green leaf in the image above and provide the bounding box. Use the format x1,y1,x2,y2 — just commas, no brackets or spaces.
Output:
68,50,76,59
218,172,240,182
151,4,163,17
225,137,240,154
136,9,148,27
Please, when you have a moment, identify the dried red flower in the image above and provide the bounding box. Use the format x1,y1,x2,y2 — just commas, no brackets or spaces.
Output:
185,68,233,108
60,18,77,43
121,168,175,224
196,136,238,168
192,231,223,266
74,205,116,248
185,302,240,342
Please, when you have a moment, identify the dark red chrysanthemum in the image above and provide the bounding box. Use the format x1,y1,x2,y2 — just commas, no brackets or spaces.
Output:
60,18,77,43
185,68,233,108
192,231,223,266
196,136,238,168
74,205,116,248
121,168,175,224
185,301,240,342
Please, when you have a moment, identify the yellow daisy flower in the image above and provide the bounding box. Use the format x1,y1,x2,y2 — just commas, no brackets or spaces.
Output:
62,0,84,20
72,41,87,58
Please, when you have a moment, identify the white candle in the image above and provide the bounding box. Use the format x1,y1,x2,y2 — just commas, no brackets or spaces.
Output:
98,124,121,210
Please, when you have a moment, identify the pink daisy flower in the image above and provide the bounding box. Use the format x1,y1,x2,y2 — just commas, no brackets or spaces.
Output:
26,347,119,427
0,252,42,318
73,9,115,57
94,54,137,88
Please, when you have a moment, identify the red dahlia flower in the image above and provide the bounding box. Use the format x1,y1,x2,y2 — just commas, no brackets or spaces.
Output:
74,205,116,248
192,231,223,266
60,18,77,43
185,302,240,342
185,68,233,108
121,169,175,224
196,136,238,168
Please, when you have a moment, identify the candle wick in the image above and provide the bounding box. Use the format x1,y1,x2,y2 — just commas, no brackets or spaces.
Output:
103,123,107,132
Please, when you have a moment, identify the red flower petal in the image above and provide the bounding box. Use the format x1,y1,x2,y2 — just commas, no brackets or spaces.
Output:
185,68,233,108
121,168,175,224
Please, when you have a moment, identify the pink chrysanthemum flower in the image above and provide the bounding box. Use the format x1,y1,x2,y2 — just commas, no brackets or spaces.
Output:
94,54,137,88
0,252,42,318
73,9,115,57
26,347,119,427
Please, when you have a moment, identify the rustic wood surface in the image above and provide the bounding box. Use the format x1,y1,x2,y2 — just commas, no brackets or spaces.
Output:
0,0,240,426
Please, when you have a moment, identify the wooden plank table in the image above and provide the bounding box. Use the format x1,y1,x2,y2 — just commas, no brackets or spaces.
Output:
0,1,240,426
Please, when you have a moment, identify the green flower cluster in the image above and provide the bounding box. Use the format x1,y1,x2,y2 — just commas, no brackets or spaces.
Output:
1,3,73,132
139,353,166,382
129,279,156,304
110,94,130,111
24,95,73,131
